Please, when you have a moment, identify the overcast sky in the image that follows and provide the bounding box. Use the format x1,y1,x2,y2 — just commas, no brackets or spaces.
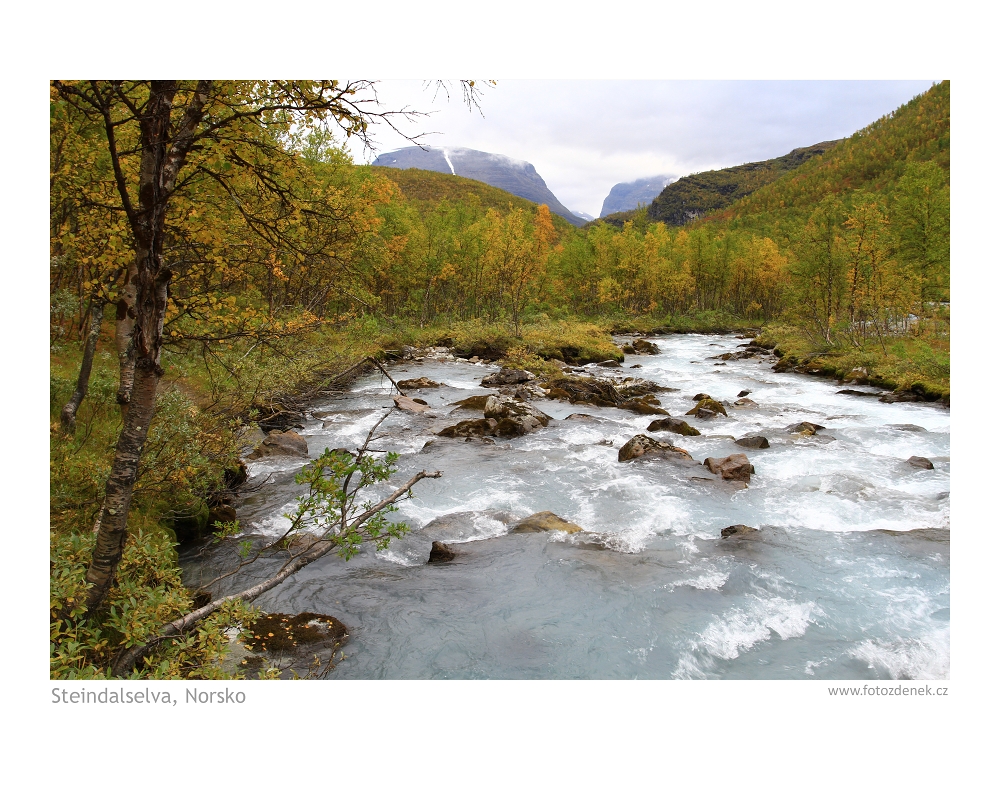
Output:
344,80,937,218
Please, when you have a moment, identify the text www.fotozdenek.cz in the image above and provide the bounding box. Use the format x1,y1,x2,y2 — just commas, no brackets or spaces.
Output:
828,684,948,697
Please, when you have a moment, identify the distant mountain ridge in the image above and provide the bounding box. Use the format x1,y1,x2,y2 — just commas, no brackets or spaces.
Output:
644,141,842,226
600,175,675,217
371,146,586,226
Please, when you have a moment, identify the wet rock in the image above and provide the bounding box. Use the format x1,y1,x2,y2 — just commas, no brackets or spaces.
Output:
889,424,927,433
249,430,308,459
394,395,428,414
615,378,672,398
481,368,535,387
618,434,693,463
692,393,711,401
621,345,637,355
484,395,550,437
647,417,701,436
721,524,759,539
907,456,934,470
630,364,642,369
837,388,880,397
566,413,598,421
244,612,347,656
224,462,249,490
541,376,621,407
686,397,728,417
735,435,770,449
786,421,825,435
428,541,457,563
704,453,755,482
398,377,442,390
879,390,924,404
733,397,758,408
619,399,669,416
509,511,583,534
632,339,661,354
595,360,621,368
451,394,495,411
737,389,752,397
437,418,498,438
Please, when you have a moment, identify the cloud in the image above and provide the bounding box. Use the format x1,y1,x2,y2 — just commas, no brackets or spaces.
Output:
346,79,937,218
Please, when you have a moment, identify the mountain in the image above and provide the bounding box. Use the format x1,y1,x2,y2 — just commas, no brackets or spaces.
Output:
573,210,596,222
645,141,841,226
371,146,586,226
600,175,674,217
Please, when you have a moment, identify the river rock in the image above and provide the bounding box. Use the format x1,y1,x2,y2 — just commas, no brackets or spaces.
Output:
632,339,661,354
437,418,498,438
509,511,583,534
619,399,669,415
595,360,621,368
615,378,672,398
721,524,759,538
207,504,237,530
566,413,597,421
542,376,621,407
686,397,728,417
398,377,441,390
249,430,308,459
734,397,758,408
786,421,825,435
737,389,752,397
618,434,693,463
394,395,428,413
704,453,755,482
484,395,549,437
451,394,495,411
735,435,769,449
428,541,457,563
647,417,700,436
907,456,934,470
622,344,637,354
481,368,535,387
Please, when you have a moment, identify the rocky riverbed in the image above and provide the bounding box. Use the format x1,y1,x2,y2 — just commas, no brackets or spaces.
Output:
182,333,950,679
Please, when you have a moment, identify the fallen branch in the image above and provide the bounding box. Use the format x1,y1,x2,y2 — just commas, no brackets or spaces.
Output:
112,468,441,676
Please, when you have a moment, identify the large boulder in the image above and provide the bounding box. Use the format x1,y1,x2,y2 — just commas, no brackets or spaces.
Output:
632,339,661,354
542,376,621,407
618,434,693,463
704,453,754,482
484,395,549,437
509,511,583,534
786,421,825,435
450,394,495,411
647,417,701,436
394,395,428,414
685,397,728,417
481,368,535,387
721,524,759,539
249,430,308,459
437,418,498,438
398,376,442,390
735,435,769,449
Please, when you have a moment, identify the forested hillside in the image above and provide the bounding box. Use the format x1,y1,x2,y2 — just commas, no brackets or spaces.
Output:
50,80,949,679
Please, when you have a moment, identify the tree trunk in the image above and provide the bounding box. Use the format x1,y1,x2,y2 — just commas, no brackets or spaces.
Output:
114,265,138,409
83,357,161,611
60,298,106,433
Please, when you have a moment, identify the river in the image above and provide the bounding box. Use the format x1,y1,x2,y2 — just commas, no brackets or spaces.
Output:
181,333,950,679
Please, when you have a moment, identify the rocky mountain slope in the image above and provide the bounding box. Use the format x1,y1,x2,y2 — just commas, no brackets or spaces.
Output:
600,175,675,217
371,146,585,226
